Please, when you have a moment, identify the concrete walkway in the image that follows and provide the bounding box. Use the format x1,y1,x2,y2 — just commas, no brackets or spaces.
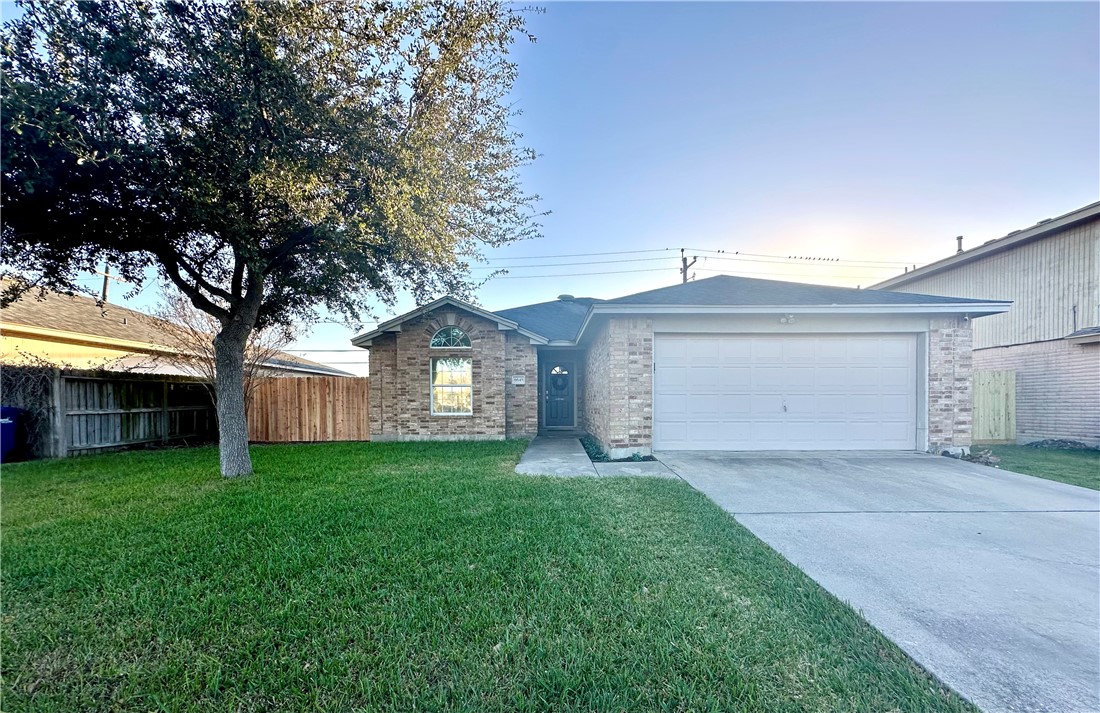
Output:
515,436,678,478
515,435,596,476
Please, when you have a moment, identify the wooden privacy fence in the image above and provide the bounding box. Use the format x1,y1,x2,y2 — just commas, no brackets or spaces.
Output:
247,376,370,442
63,373,215,455
1,367,215,458
972,370,1016,444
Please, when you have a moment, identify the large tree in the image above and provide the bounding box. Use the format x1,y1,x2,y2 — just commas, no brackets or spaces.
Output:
1,0,540,475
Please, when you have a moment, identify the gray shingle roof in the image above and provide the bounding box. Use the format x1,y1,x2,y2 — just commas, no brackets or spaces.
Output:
1067,326,1100,338
495,297,601,342
605,274,1003,306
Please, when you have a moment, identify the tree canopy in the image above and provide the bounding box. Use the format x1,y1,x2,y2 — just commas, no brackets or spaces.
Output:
1,0,541,475
1,0,539,321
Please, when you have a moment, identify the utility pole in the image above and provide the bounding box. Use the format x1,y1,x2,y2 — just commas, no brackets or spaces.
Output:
680,248,697,284
94,261,123,303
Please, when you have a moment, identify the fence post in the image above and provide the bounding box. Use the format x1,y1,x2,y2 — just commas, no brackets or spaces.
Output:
50,368,66,458
162,381,170,444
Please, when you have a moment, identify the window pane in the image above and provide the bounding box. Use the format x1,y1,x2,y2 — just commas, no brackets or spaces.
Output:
432,357,472,386
433,386,472,414
431,326,471,348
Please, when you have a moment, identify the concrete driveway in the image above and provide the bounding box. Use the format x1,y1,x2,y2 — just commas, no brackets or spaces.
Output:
658,451,1100,713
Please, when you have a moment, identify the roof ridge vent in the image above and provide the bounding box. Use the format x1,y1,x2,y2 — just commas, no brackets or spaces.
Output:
557,294,574,302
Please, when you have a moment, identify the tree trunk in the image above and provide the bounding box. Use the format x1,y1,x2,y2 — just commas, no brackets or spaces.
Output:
213,328,253,477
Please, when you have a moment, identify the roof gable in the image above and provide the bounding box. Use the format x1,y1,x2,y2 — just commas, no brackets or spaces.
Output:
350,296,549,346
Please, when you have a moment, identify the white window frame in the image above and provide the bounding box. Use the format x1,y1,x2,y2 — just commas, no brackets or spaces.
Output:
430,326,472,349
430,356,473,416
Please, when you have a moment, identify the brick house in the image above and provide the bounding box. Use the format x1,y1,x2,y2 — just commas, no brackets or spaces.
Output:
874,201,1099,446
352,275,1009,457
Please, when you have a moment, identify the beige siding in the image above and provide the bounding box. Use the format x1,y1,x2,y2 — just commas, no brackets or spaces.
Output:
889,218,1099,349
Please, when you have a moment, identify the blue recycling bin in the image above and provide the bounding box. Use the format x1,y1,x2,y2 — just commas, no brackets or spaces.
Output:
0,406,25,462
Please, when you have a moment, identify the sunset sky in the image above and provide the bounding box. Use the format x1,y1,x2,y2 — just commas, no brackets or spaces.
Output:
15,1,1098,375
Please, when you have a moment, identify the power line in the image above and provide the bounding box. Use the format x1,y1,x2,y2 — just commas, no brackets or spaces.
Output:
483,248,674,261
471,255,671,271
693,267,884,279
481,246,921,266
475,254,901,272
493,266,679,279
684,248,918,266
693,255,896,270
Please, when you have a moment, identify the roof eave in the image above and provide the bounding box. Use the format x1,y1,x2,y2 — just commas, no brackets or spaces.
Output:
573,302,1012,342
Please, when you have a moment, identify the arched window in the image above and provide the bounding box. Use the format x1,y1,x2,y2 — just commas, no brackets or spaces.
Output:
430,326,471,349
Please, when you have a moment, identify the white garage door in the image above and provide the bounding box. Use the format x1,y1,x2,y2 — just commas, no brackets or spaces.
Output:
654,334,918,450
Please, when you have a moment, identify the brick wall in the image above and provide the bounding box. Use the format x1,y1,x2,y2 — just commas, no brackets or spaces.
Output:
974,340,1099,447
367,309,537,440
928,317,974,451
504,331,539,438
582,317,653,457
581,323,611,444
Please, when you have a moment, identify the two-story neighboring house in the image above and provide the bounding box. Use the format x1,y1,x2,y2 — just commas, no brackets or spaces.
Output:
874,201,1099,447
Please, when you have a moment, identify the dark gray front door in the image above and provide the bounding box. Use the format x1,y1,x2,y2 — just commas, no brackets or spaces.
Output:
544,361,575,428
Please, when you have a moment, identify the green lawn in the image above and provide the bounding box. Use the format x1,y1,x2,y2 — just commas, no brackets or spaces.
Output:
2,442,976,712
984,444,1100,490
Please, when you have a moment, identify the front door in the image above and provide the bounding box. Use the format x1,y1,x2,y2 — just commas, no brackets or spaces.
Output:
543,361,575,428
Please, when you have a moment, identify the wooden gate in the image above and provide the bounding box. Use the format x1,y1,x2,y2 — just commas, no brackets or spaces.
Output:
972,370,1016,444
247,376,369,442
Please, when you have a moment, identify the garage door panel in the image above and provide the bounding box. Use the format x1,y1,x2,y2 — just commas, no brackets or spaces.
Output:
688,366,722,389
880,338,913,360
719,339,753,361
750,394,784,415
653,334,918,451
815,366,850,387
721,395,752,416
816,340,849,361
881,394,912,414
718,366,752,389
881,366,912,387
782,366,817,387
752,340,784,360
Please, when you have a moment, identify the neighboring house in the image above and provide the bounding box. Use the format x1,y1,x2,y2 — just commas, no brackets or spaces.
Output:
0,288,351,377
352,275,1009,457
873,202,1100,447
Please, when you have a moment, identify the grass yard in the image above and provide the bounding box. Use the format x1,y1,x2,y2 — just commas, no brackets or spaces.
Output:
2,442,976,712
983,444,1100,490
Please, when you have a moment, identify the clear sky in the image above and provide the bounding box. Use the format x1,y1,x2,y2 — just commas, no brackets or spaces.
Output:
11,1,1100,375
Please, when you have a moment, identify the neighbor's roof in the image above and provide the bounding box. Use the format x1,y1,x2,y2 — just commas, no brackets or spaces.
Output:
873,201,1100,290
1,287,352,376
1066,326,1100,344
495,297,601,342
604,274,1001,307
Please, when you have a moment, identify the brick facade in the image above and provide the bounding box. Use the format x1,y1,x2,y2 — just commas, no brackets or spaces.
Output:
581,317,653,458
973,340,1099,447
369,308,976,453
504,331,539,438
927,317,974,451
367,309,537,440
